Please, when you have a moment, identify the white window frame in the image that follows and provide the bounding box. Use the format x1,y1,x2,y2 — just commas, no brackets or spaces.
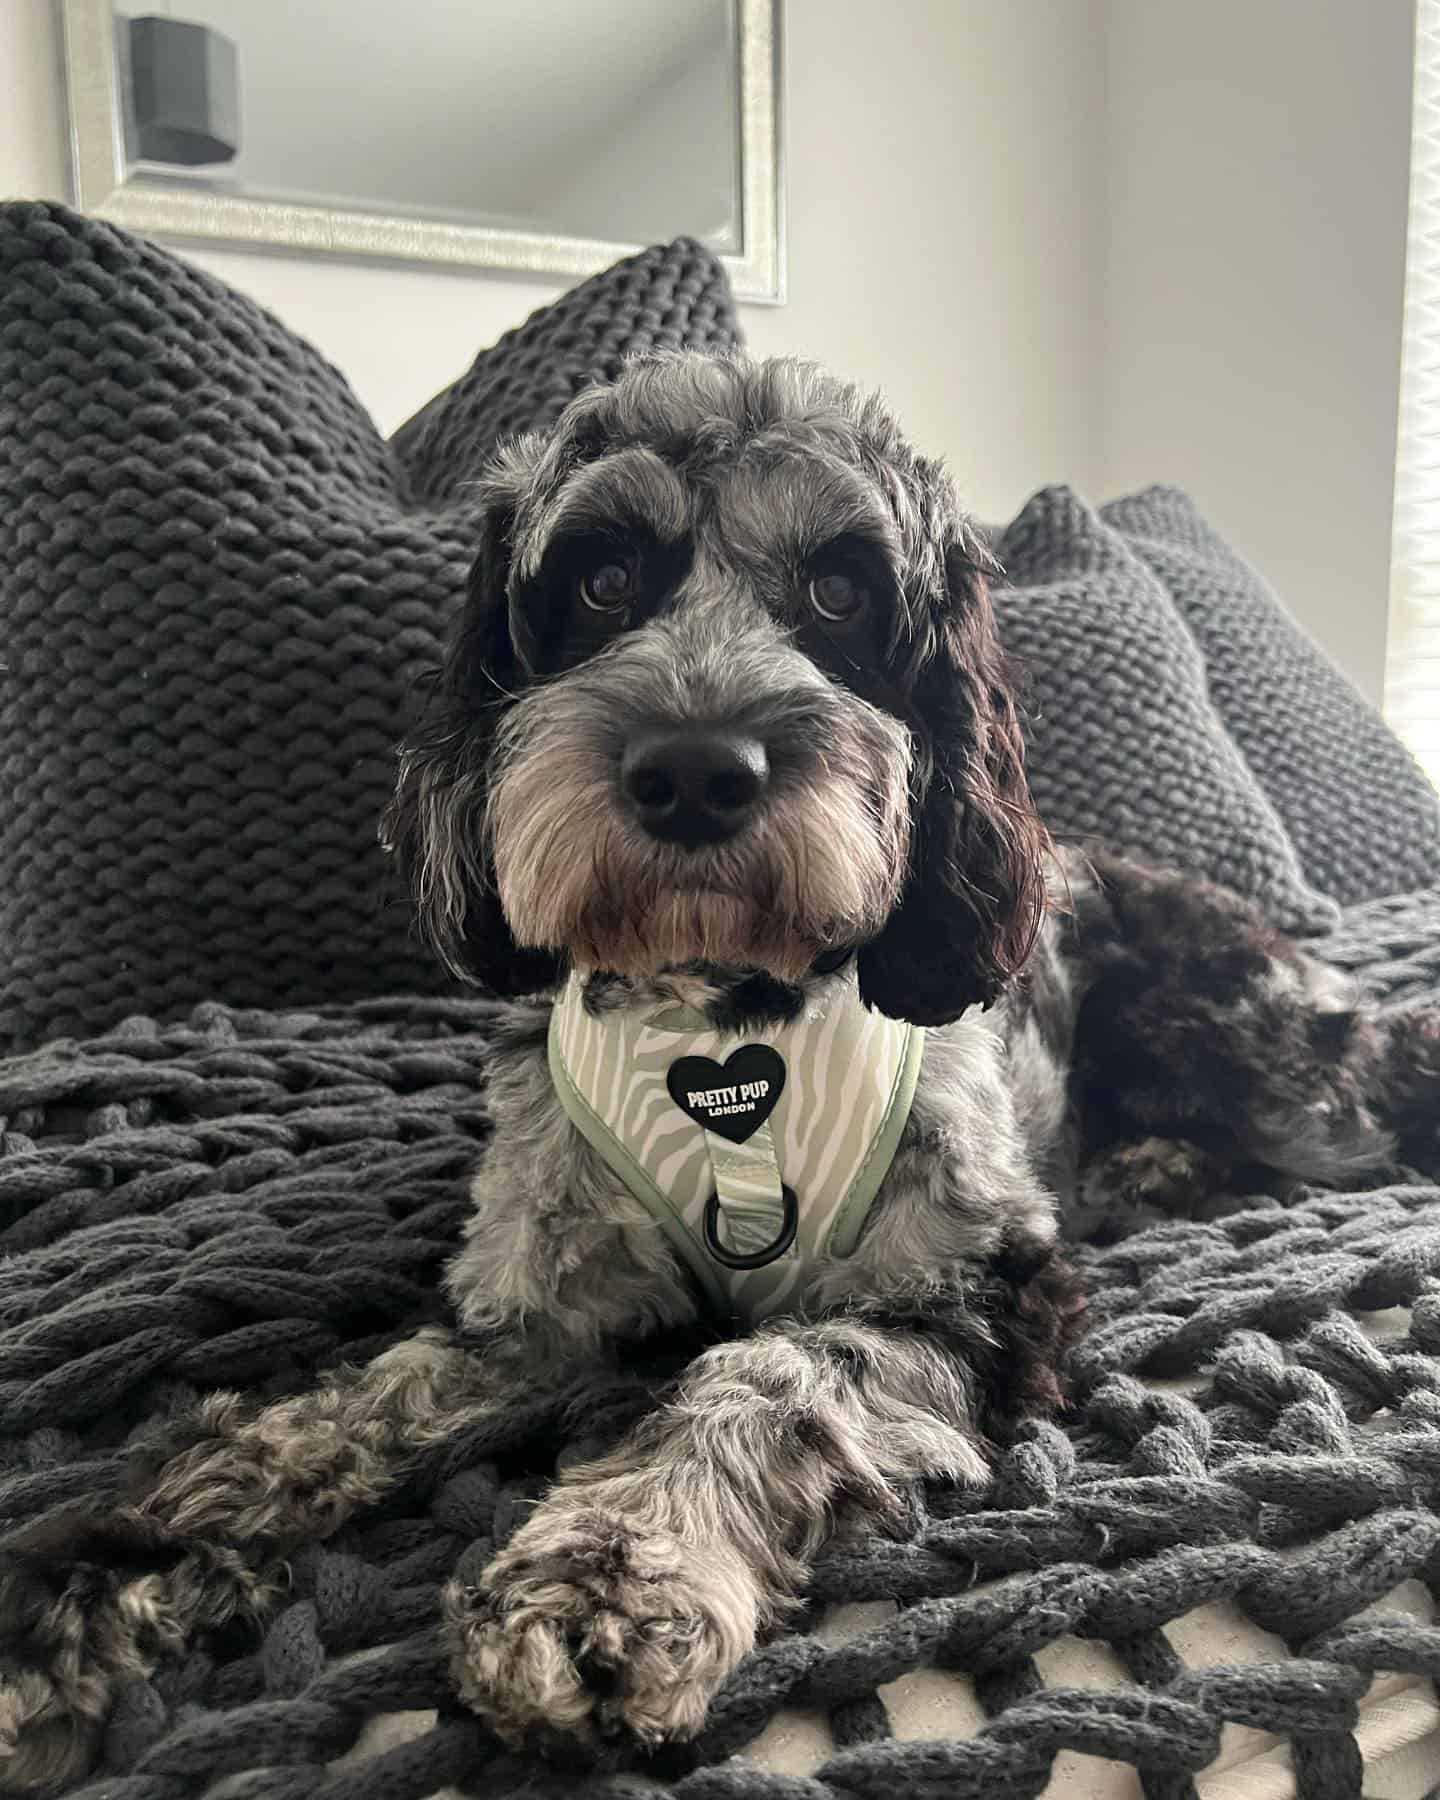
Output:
1387,0,1440,788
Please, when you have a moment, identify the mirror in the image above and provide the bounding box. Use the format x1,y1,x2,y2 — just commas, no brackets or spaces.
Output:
61,0,783,299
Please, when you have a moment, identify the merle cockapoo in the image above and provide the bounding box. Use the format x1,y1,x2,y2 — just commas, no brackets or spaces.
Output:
3,353,1436,1788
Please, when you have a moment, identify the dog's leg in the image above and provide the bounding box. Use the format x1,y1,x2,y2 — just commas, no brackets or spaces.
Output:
449,1256,1081,1747
1069,1135,1250,1240
449,1316,973,1746
1066,853,1400,1194
0,1324,571,1793
131,1324,554,1543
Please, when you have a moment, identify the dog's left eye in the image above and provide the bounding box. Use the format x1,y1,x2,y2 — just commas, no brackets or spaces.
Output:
808,572,870,625
579,560,637,613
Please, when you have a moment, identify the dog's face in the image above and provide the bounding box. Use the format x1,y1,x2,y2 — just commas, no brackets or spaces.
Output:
385,355,1048,1026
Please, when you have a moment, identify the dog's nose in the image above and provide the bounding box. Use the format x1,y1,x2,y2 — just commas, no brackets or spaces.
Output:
621,731,769,846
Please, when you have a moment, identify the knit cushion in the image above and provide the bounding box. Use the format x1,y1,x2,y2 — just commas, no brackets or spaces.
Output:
389,256,740,508
995,487,1339,933
0,201,740,1054
1101,485,1440,906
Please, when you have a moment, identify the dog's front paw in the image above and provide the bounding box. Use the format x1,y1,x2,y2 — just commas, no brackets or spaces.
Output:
445,1500,759,1747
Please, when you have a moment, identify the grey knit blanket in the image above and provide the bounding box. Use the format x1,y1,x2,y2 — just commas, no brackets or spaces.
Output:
5,892,1440,1798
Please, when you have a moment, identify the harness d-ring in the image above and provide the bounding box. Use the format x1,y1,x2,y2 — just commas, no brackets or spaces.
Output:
703,1184,798,1269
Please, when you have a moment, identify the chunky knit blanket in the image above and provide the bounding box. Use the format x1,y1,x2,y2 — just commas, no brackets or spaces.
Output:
5,890,1440,1798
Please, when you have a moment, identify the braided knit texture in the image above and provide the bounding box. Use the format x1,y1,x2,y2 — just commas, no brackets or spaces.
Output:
1102,486,1440,907
3,900,1440,1796
0,202,740,1054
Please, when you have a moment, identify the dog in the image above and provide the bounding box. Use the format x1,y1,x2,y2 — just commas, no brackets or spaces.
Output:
1,352,1435,1788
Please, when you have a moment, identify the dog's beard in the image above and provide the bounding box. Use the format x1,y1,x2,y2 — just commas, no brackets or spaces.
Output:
484,737,913,982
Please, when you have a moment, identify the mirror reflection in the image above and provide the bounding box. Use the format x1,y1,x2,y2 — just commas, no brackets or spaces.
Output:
111,0,743,249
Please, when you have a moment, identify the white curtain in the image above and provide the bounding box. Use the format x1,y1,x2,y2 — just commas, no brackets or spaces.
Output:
1388,0,1440,788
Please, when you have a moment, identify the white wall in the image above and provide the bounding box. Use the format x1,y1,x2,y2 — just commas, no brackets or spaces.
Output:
0,0,1105,523
1099,0,1416,705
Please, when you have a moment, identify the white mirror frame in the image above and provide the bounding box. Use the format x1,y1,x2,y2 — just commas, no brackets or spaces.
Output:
60,0,785,302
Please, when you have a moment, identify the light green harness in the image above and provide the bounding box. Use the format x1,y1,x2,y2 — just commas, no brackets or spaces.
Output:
548,969,924,1321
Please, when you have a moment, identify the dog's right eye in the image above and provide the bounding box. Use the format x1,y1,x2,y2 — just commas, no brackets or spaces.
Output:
578,560,636,613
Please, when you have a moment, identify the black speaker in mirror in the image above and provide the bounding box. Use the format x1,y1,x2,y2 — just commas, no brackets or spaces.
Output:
122,15,240,167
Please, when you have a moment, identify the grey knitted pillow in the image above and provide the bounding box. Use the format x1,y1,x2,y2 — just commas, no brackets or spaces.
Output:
0,202,739,1052
994,487,1339,932
1101,485,1440,905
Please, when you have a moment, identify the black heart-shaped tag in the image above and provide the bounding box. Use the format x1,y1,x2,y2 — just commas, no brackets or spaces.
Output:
666,1045,787,1144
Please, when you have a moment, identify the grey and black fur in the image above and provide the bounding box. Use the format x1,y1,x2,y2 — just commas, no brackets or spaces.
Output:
2,354,1436,1789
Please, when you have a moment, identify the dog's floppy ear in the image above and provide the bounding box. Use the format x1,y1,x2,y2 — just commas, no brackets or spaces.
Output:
381,447,565,998
857,529,1049,1026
